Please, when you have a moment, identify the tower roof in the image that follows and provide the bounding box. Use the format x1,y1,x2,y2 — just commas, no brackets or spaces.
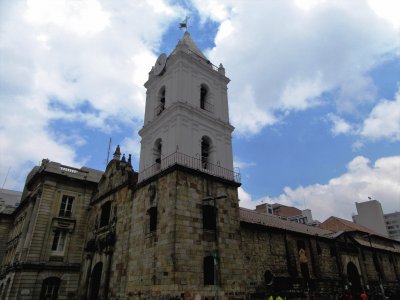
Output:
172,31,208,61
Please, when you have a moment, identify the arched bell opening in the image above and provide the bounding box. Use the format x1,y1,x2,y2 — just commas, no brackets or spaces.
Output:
201,136,213,170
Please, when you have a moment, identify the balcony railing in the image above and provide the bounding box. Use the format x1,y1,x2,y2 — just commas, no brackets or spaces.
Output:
138,151,240,183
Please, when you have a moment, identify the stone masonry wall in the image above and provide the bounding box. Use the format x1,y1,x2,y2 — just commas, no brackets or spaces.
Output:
125,169,244,299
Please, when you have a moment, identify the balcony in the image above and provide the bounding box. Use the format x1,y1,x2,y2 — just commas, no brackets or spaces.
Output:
138,151,240,183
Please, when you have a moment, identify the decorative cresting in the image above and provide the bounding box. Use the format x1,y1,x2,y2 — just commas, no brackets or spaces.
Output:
138,151,241,183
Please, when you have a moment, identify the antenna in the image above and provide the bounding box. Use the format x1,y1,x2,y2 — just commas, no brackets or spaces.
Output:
2,167,11,189
106,137,112,165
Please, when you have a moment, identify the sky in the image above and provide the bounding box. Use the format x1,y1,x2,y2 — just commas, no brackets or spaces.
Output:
0,0,399,222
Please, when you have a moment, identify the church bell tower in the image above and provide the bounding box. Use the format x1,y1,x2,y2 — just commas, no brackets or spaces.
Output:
138,31,236,181
130,31,243,297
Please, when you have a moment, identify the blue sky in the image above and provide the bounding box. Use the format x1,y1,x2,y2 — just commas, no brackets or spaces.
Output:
0,0,399,221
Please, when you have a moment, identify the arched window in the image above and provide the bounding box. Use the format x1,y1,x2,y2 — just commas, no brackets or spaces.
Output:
200,84,208,110
203,256,215,285
156,86,166,116
153,139,162,167
99,201,111,228
89,262,103,300
201,136,211,169
39,277,61,300
264,270,273,285
203,205,216,231
316,243,322,255
148,207,158,233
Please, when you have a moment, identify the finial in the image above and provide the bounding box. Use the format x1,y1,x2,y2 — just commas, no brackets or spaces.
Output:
113,145,121,160
121,154,126,162
128,154,132,165
218,63,225,75
179,16,189,32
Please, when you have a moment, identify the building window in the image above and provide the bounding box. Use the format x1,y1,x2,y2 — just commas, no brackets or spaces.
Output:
330,246,336,257
148,207,158,232
200,85,208,110
203,205,216,231
99,201,111,228
39,277,61,300
201,136,211,169
316,243,322,255
59,195,74,217
203,255,215,285
52,230,67,252
153,138,162,167
264,270,273,285
156,86,166,116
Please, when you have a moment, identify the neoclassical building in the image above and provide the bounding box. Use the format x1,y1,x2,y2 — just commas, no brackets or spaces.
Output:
0,32,399,300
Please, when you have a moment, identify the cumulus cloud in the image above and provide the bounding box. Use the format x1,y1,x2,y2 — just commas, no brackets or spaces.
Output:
258,155,400,221
327,113,355,135
195,0,400,135
0,0,184,189
360,89,400,141
238,187,256,210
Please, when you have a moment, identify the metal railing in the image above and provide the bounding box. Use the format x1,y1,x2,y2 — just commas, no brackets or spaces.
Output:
138,152,240,183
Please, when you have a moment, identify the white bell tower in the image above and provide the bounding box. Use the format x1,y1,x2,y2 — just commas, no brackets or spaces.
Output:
138,31,236,182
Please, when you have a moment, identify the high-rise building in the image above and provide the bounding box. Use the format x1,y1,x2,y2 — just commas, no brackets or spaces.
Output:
385,212,400,241
352,199,389,237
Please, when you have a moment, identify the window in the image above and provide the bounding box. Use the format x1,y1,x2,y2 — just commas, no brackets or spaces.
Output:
203,256,215,285
264,270,273,285
200,85,208,110
330,246,336,257
153,139,162,167
316,243,322,255
39,277,60,300
203,205,216,231
100,201,112,228
52,230,66,252
201,136,211,169
59,195,74,217
148,207,158,232
156,87,166,116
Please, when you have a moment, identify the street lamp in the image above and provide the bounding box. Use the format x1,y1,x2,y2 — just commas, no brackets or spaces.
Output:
202,194,227,300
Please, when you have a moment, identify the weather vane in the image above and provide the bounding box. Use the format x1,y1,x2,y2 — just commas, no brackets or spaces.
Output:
179,16,189,31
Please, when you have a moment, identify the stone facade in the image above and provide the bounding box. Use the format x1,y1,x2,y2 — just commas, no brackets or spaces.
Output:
0,160,102,300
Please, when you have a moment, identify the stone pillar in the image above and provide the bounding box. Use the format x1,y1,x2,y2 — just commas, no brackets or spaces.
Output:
81,253,94,300
103,249,113,299
99,249,113,300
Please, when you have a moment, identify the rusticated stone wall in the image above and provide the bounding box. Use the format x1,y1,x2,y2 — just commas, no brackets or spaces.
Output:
125,168,244,299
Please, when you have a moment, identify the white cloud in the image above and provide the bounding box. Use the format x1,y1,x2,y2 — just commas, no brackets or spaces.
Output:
327,113,355,135
0,0,183,190
233,158,255,170
361,89,400,141
194,0,400,135
368,0,400,29
264,155,400,221
238,187,256,210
